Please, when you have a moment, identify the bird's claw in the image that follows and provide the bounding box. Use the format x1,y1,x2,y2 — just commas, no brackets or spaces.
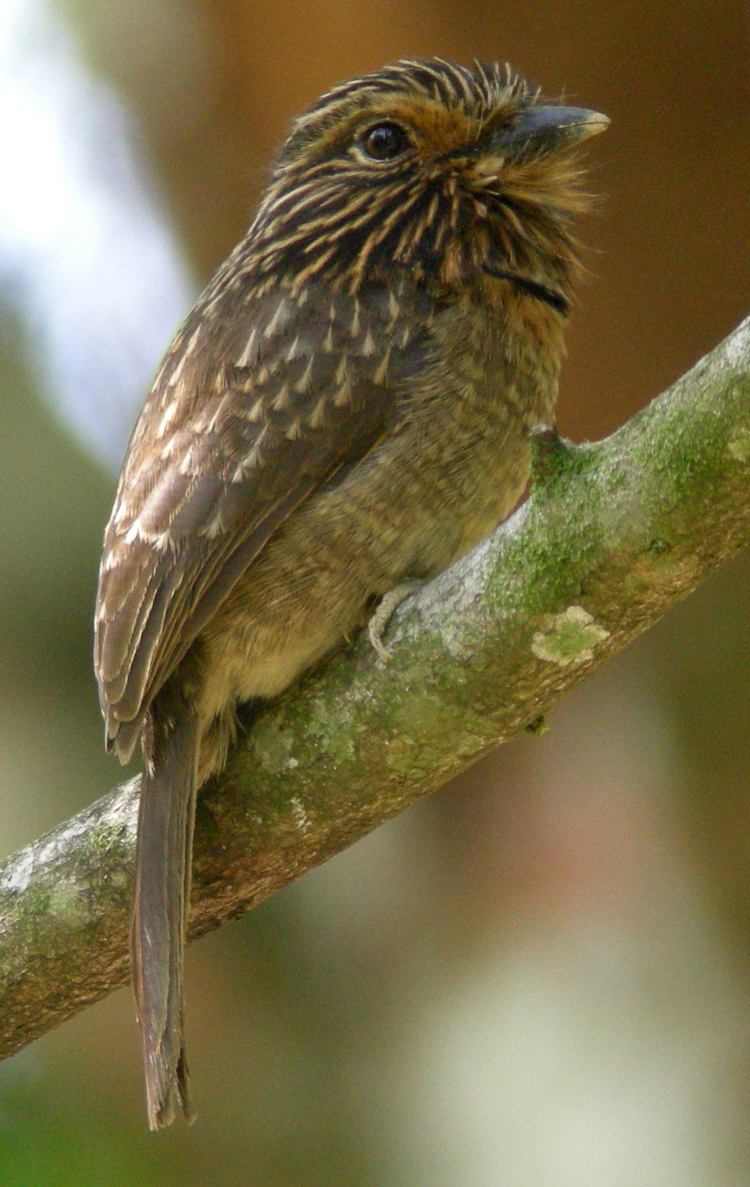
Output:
366,581,422,662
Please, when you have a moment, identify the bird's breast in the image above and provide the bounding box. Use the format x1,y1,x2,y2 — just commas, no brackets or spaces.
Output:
386,290,563,568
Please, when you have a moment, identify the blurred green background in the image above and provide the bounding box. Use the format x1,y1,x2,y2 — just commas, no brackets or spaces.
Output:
1,1,750,1183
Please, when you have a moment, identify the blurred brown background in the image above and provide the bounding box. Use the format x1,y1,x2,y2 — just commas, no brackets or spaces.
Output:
1,0,749,1183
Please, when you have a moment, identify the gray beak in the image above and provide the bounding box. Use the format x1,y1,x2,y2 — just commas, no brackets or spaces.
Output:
496,105,610,154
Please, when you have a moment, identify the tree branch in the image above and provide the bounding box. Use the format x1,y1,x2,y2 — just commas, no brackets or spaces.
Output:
2,314,750,1059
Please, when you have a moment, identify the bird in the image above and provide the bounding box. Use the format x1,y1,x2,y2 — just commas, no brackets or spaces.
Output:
94,57,608,1128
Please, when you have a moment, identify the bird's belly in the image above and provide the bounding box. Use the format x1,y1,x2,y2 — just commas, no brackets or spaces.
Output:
200,395,532,725
415,431,531,574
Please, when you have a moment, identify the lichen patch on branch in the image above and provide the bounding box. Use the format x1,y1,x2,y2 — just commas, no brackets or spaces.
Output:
531,605,610,667
727,425,750,464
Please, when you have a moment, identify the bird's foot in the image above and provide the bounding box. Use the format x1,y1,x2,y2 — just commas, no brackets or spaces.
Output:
367,581,423,661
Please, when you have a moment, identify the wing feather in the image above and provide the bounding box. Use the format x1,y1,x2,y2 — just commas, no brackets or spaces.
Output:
95,277,435,758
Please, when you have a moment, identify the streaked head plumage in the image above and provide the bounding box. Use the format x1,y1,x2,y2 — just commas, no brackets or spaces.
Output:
235,58,608,297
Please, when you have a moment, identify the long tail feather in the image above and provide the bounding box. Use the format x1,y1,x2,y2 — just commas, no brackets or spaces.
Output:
132,696,199,1129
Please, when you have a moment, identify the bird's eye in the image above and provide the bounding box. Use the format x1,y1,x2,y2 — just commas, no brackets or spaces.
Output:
361,122,411,161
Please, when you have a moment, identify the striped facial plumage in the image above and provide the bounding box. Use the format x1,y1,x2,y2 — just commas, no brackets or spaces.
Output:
94,57,608,1129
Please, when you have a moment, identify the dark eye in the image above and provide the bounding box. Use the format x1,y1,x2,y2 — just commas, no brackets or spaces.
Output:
361,122,411,161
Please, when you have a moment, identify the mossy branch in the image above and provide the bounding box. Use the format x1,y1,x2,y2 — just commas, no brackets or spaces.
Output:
2,314,750,1060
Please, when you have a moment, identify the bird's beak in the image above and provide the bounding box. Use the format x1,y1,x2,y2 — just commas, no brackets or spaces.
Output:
492,105,610,155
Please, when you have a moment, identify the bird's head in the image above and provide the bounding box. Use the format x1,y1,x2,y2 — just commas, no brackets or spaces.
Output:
246,58,608,302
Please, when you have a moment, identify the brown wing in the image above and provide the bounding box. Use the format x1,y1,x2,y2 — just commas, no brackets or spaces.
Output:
95,275,435,761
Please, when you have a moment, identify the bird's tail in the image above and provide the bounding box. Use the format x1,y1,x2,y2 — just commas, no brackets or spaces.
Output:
131,696,199,1129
